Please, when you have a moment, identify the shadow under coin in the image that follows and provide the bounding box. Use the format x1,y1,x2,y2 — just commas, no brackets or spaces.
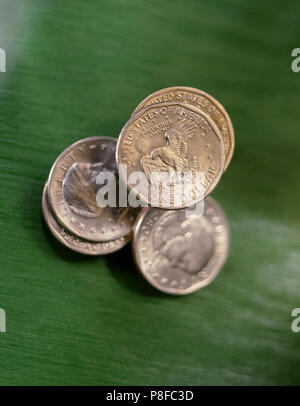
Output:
41,212,98,264
105,243,168,298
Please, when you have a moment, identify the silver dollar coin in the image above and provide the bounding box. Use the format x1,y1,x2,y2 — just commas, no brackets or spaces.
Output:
47,136,139,242
42,182,131,255
132,196,230,295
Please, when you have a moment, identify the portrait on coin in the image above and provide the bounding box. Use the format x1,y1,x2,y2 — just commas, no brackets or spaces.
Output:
152,211,214,275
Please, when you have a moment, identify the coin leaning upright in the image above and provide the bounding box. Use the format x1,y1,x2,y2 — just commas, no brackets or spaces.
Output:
132,196,230,295
132,86,234,171
116,101,225,209
48,136,138,242
42,183,130,255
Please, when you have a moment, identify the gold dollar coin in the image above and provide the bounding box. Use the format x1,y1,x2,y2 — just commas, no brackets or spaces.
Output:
116,102,225,209
133,86,234,171
42,183,130,255
132,196,230,295
48,136,139,242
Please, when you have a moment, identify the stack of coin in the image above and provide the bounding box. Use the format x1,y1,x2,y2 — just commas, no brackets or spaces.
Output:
42,86,234,295
42,136,140,255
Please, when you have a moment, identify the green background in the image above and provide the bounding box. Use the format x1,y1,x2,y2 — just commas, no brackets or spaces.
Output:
0,0,300,385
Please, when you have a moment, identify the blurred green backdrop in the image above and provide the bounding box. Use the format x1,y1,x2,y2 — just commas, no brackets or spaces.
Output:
0,0,300,385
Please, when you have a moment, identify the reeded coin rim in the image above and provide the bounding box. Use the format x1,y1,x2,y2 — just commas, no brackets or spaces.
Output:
132,86,235,172
116,101,226,210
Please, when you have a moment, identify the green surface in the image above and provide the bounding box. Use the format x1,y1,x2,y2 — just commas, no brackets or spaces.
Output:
0,0,300,385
